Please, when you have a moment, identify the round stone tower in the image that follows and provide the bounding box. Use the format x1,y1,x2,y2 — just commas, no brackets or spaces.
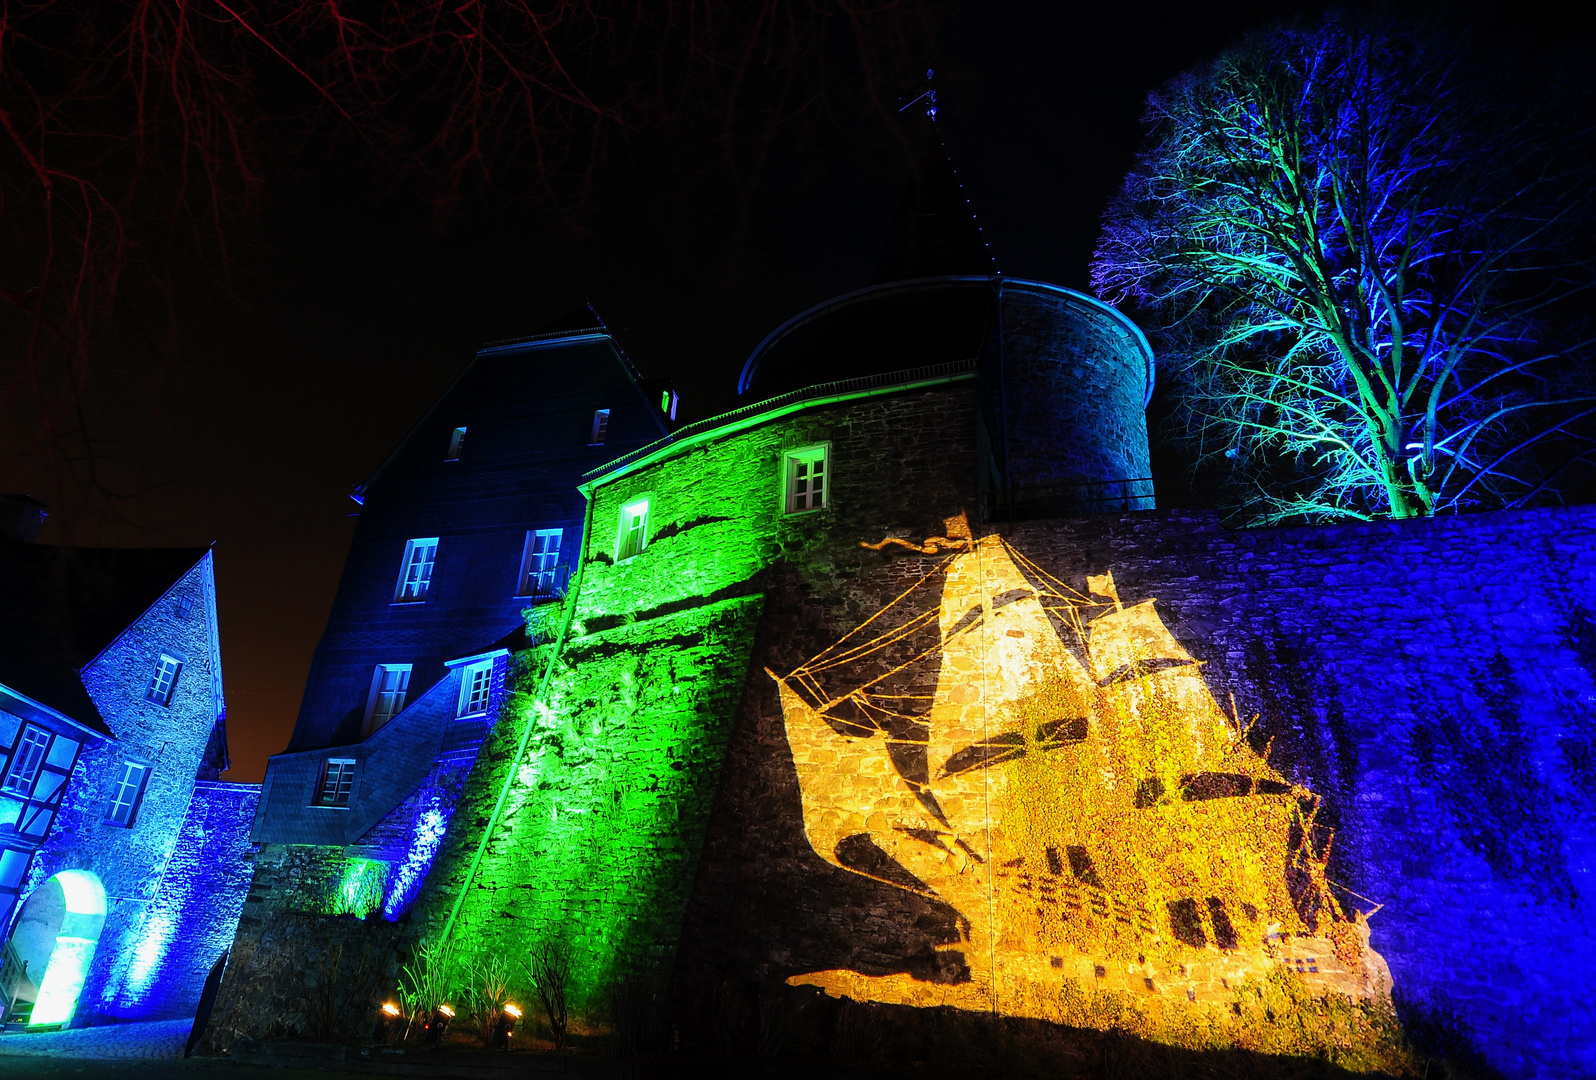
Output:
737,274,1154,518
738,107,1153,517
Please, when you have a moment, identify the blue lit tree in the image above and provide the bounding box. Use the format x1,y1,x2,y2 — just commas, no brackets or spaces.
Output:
1092,12,1596,523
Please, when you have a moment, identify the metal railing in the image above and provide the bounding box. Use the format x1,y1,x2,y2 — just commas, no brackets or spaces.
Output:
585,359,979,480
987,477,1156,522
518,564,571,603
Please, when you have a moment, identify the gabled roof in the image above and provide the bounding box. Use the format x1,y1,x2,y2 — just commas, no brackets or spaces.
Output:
350,303,667,504
0,537,208,736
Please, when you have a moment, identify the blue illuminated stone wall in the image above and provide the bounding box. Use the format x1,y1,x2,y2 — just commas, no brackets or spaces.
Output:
678,502,1595,1080
991,504,1594,1080
289,329,670,752
15,553,233,1028
95,780,259,1021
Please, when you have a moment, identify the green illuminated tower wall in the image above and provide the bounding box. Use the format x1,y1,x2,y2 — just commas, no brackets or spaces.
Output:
409,383,979,1004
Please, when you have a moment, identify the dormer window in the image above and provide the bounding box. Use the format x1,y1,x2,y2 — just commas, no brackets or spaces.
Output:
589,409,611,445
459,662,492,718
447,426,467,461
316,759,357,808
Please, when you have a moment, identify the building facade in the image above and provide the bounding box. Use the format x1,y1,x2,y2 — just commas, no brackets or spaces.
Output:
0,504,258,1030
211,145,1594,1076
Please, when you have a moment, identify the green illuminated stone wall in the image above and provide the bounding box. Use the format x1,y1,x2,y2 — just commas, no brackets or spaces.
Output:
411,385,980,1006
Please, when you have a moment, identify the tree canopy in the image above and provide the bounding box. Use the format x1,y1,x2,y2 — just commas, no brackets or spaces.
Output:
1092,11,1596,524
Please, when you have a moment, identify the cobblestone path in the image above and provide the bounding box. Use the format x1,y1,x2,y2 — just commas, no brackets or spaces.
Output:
0,1018,193,1059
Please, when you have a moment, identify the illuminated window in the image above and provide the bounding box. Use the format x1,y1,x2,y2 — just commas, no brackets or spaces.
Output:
617,499,649,561
589,409,611,445
316,759,357,808
3,726,51,796
146,655,182,706
364,664,412,736
518,529,564,596
106,762,150,827
394,538,439,603
459,662,492,718
784,445,829,513
446,426,467,461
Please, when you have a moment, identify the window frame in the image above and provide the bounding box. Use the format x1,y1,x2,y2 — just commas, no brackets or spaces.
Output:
2,725,52,797
446,426,467,461
458,661,493,718
393,537,440,604
106,761,151,828
589,408,611,446
314,758,358,809
782,443,831,514
616,497,650,562
146,654,183,707
517,528,565,597
362,663,413,737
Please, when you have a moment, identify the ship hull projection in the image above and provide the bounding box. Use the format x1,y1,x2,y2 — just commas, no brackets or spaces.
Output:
775,531,1391,1025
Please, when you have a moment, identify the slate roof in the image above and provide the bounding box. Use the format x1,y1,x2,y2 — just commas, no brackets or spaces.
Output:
0,536,208,736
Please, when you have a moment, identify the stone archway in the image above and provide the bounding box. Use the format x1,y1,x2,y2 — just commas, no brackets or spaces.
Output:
7,870,107,1027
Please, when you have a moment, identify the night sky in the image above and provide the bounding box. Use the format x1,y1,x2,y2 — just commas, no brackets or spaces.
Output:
5,1,1566,781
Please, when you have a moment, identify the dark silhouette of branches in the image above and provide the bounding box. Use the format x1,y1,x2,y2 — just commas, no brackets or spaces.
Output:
0,0,943,513
1093,11,1596,525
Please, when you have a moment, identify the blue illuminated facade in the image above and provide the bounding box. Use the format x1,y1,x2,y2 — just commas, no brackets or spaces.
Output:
246,310,670,921
0,510,259,1030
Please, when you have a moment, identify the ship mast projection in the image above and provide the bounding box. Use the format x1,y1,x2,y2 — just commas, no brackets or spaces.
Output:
772,516,1391,1032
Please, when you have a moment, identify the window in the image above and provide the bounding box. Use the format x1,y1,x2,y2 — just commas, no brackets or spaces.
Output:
784,444,829,513
617,499,649,561
589,409,611,445
518,529,564,596
174,593,194,620
364,664,412,736
447,426,467,461
316,759,357,807
2,726,50,796
459,662,492,718
394,538,439,602
147,654,182,706
107,762,150,827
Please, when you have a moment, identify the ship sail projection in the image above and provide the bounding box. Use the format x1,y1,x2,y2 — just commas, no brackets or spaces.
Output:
773,525,1393,1039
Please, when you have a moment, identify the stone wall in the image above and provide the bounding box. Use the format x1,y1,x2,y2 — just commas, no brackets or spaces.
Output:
992,281,1152,498
217,374,1594,1077
94,780,259,1021
674,504,1596,1079
20,553,227,1025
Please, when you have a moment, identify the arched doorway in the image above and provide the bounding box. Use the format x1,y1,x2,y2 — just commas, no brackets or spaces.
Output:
6,870,106,1027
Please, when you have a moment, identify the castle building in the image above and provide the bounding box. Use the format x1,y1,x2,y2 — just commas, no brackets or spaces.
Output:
243,315,672,922
216,128,1595,1079
0,497,258,1031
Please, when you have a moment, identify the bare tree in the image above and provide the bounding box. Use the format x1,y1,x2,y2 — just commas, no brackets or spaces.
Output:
1093,11,1596,524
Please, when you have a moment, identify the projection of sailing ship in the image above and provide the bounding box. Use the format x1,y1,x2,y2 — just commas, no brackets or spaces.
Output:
773,516,1391,1021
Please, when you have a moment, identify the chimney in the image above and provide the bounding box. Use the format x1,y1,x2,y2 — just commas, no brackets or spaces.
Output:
0,494,50,542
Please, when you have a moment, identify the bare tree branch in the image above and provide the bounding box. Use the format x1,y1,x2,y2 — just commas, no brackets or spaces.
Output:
1093,10,1596,524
